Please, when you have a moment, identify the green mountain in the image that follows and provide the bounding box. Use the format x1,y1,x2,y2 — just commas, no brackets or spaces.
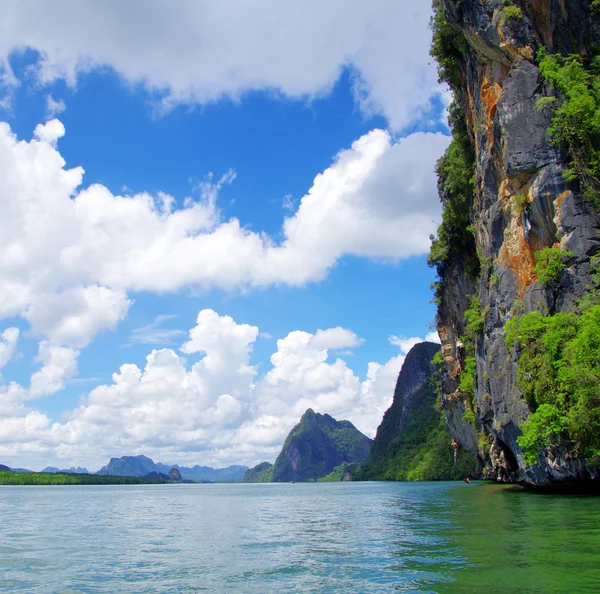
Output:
271,409,373,482
243,462,273,483
355,342,476,481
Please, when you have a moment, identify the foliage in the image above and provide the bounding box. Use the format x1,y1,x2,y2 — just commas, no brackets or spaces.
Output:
457,294,486,419
500,6,523,23
506,303,600,464
464,295,485,337
513,193,529,215
537,51,600,204
428,104,479,303
533,246,573,287
0,471,171,485
458,356,476,401
428,2,478,306
430,0,468,91
517,404,567,465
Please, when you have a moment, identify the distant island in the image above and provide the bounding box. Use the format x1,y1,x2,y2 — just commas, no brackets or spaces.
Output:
0,456,248,486
0,469,178,485
96,455,247,482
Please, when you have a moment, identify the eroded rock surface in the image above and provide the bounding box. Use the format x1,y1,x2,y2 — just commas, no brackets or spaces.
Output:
436,0,600,486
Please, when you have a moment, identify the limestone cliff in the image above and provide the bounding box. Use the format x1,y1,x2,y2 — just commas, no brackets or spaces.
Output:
431,0,600,486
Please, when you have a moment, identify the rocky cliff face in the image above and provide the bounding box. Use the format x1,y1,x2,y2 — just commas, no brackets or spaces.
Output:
369,342,442,460
434,0,600,486
271,409,372,482
357,342,476,481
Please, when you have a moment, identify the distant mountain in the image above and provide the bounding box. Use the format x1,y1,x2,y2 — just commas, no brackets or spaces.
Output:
42,466,90,474
97,455,157,477
354,342,476,481
0,464,12,472
271,409,373,482
96,455,247,481
154,463,248,482
243,462,273,483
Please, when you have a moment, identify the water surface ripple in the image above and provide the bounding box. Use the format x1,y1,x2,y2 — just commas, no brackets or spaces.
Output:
1,481,599,593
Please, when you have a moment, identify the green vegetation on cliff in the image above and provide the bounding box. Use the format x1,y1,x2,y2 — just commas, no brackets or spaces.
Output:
428,0,479,305
533,247,574,287
506,301,600,465
271,409,372,482
537,51,600,204
459,295,487,426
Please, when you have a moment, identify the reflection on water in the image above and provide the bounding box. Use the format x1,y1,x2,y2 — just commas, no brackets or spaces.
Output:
437,483,600,593
0,481,599,593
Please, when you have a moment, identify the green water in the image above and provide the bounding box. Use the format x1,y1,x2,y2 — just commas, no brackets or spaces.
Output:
0,481,598,593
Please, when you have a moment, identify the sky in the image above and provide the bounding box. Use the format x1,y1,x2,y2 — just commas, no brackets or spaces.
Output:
0,0,449,472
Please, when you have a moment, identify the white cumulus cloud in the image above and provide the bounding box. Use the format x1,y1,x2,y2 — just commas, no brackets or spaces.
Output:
0,0,440,130
0,327,19,370
29,341,79,398
0,120,447,349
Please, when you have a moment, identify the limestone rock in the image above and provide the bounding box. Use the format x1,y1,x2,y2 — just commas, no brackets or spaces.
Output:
436,0,600,487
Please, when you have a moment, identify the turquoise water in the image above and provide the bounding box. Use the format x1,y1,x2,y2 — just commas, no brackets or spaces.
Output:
1,481,599,593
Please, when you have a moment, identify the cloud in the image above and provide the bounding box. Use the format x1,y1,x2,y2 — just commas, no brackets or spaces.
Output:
0,1,440,130
0,310,421,470
25,285,131,349
425,331,441,344
0,120,447,348
45,94,66,118
310,327,364,350
389,335,423,355
33,118,65,145
281,194,295,211
127,315,185,346
0,327,19,369
28,341,79,398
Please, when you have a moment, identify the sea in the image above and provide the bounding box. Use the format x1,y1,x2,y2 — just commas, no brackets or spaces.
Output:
1,481,599,593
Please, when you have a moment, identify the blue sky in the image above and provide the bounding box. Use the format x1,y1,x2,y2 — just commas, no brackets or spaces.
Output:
0,1,449,471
